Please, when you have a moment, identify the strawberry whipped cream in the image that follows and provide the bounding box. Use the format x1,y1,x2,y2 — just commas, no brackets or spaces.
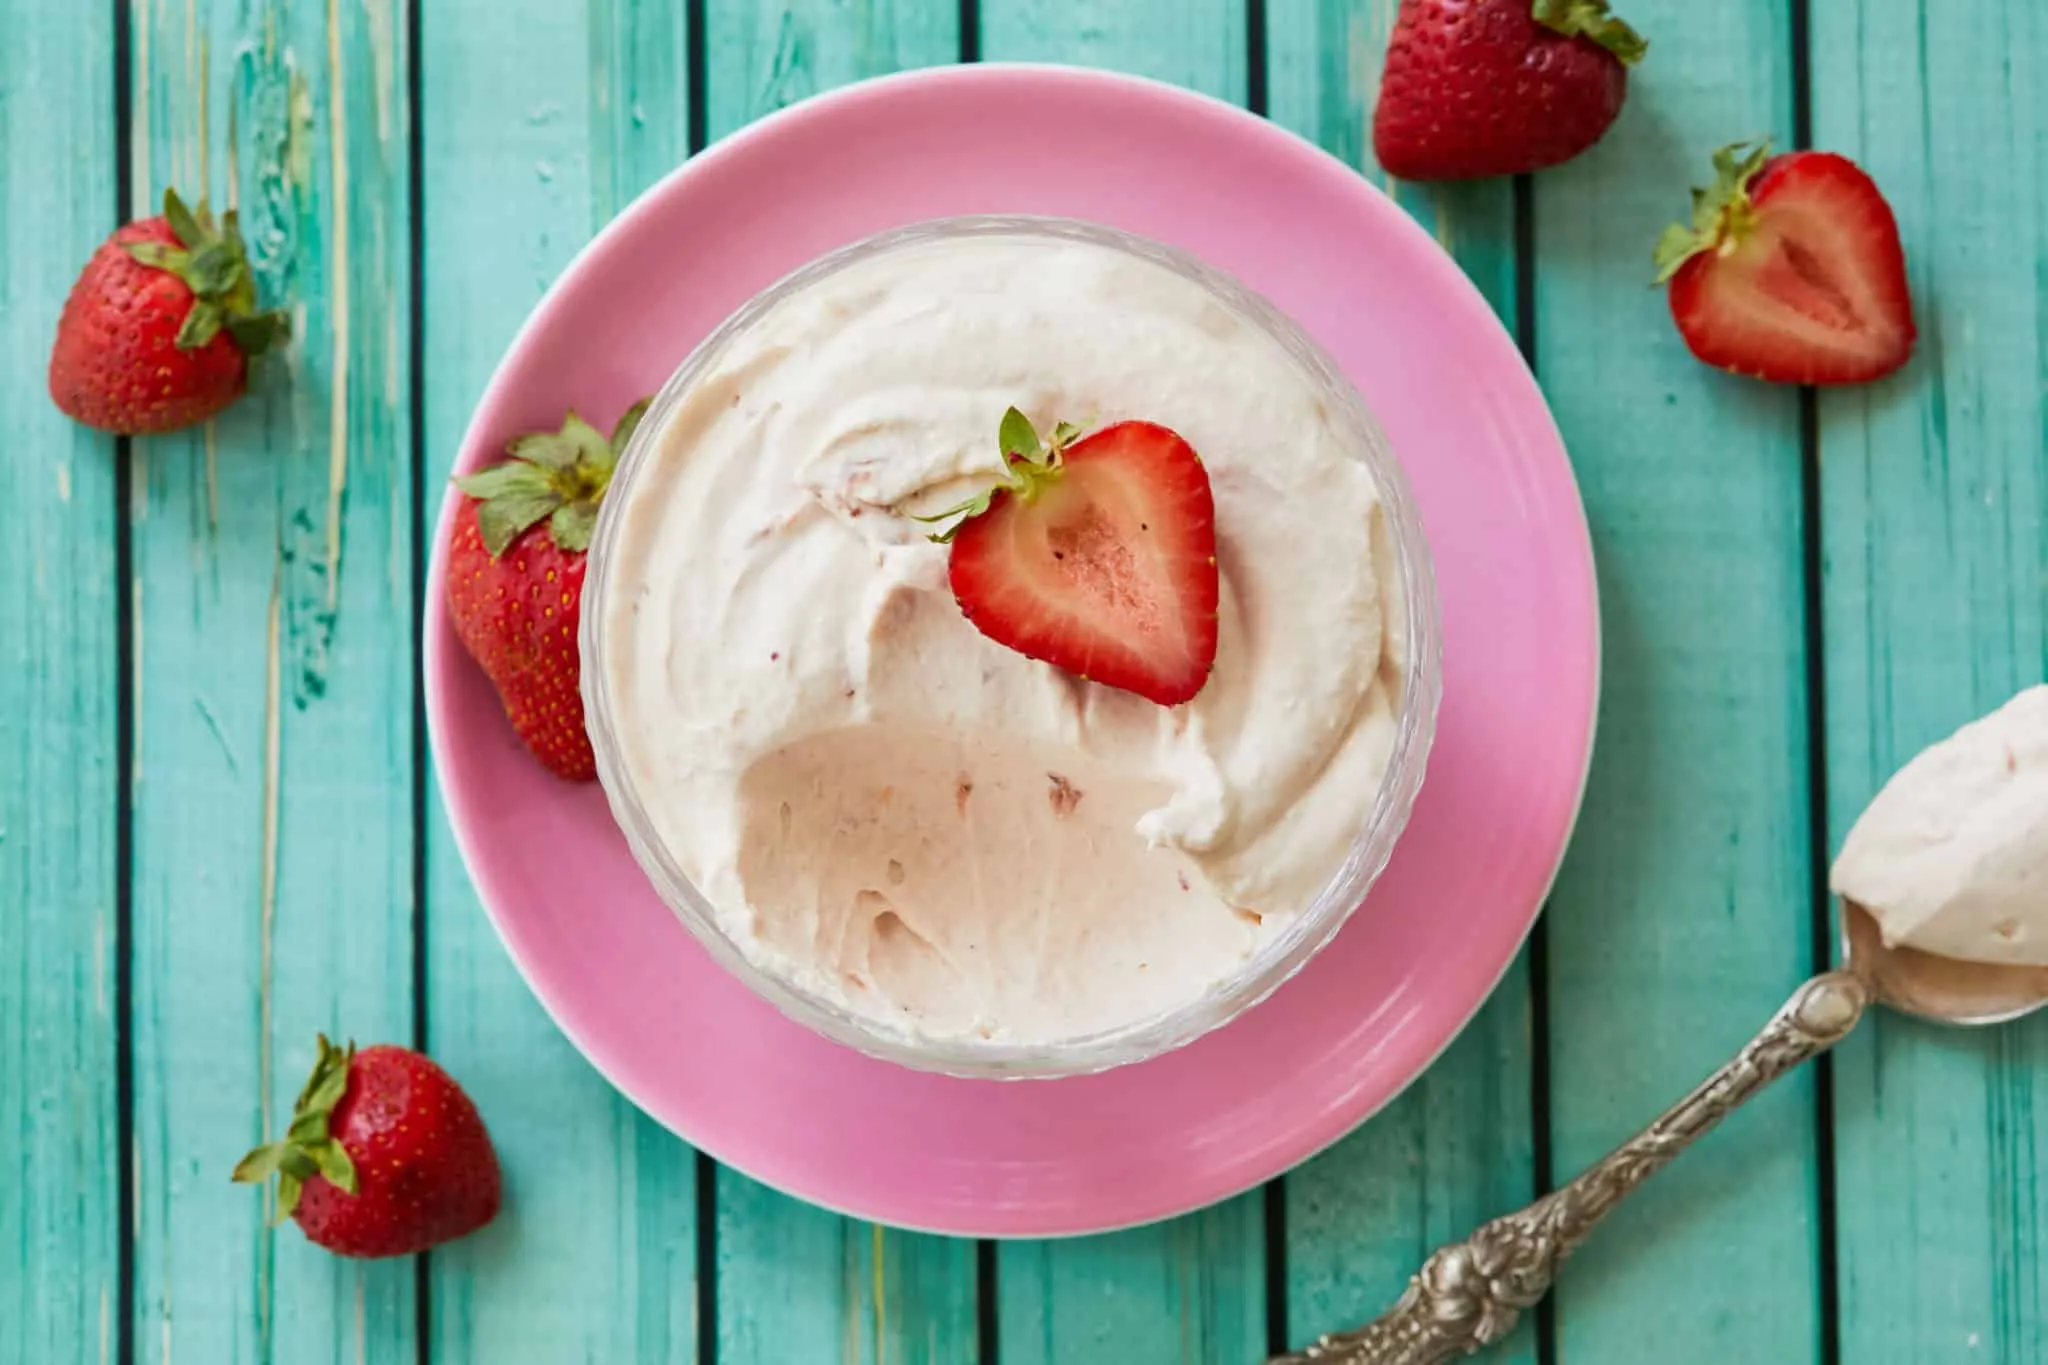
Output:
591,229,1408,1045
1831,686,2048,966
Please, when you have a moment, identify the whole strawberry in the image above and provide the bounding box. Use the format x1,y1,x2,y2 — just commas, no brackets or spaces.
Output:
1374,0,1648,181
232,1035,500,1258
49,188,289,434
446,400,648,780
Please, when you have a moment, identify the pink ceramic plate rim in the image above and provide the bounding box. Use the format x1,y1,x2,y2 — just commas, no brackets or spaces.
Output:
426,63,1599,1237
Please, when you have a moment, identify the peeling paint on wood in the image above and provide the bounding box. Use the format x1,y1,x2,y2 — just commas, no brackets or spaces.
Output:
0,11,120,1363
125,0,418,1359
323,0,350,612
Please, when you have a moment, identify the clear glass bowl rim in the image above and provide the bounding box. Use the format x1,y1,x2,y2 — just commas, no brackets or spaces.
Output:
580,214,1444,1080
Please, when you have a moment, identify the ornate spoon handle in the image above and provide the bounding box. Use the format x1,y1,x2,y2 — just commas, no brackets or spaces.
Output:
1270,969,1870,1365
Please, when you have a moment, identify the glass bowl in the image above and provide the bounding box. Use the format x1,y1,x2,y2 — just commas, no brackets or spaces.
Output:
581,216,1442,1079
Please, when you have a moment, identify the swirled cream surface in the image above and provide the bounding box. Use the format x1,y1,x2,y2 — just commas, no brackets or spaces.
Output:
595,232,1405,1043
1831,685,2048,966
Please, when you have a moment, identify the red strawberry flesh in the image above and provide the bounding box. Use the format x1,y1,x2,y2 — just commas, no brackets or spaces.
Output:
946,420,1219,708
1657,144,1916,386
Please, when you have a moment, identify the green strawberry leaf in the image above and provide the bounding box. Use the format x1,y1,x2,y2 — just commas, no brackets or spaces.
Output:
142,186,294,366
176,302,226,349
916,405,1092,543
560,412,611,464
225,311,291,358
999,406,1042,463
1653,139,1772,283
1532,0,1648,65
286,1107,330,1145
549,500,600,554
610,398,651,456
458,399,653,557
293,1037,351,1121
275,1172,305,1224
124,240,188,272
277,1146,320,1181
162,188,207,250
235,1034,361,1227
475,489,567,557
510,412,610,473
911,487,1002,544
1652,223,1701,277
184,240,245,296
303,1138,359,1193
231,1142,291,1184
505,430,583,471
454,461,556,502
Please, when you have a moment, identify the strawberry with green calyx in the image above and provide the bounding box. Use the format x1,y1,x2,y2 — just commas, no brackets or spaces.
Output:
49,188,291,435
446,400,649,780
922,407,1221,708
1654,141,1916,386
1373,0,1648,182
232,1035,359,1222
916,406,1088,541
233,1035,501,1259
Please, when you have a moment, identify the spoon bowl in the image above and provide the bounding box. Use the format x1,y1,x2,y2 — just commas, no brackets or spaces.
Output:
1844,898,2048,1027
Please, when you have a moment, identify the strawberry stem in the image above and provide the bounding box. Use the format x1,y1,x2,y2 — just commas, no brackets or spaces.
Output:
231,1034,360,1224
126,187,292,360
453,398,650,557
1532,0,1648,65
913,407,1084,543
1653,140,1773,283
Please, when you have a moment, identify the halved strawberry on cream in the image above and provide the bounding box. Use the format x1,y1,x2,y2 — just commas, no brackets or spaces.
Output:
923,409,1220,708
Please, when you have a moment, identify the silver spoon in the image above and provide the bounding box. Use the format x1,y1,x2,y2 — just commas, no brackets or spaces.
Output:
1270,899,2048,1365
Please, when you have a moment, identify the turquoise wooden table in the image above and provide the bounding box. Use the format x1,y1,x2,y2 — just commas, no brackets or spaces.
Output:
5,1,2044,1361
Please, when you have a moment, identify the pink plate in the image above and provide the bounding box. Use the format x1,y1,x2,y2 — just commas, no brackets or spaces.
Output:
426,64,1598,1237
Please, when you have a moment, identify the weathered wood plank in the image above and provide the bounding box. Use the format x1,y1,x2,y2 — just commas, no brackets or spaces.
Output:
1814,4,2048,1361
978,0,1246,101
696,7,982,1361
1263,5,1537,1357
998,1199,1266,1365
0,9,121,1364
708,0,958,117
1533,1,1824,1357
716,1171,978,1365
125,0,417,1360
975,5,1264,1359
420,2,701,1361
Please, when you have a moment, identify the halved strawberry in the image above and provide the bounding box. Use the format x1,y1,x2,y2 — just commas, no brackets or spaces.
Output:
1655,141,1916,386
925,409,1219,708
